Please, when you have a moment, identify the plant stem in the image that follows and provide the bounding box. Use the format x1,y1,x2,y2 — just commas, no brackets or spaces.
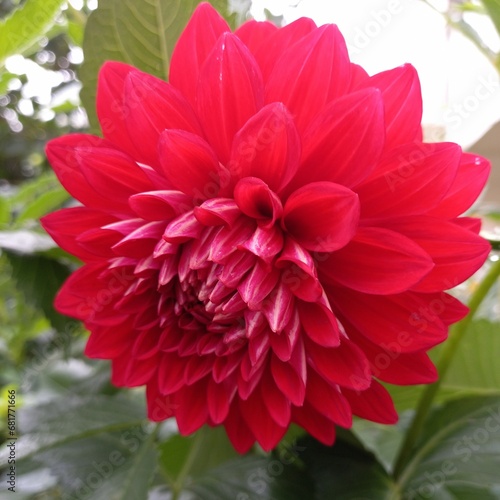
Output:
393,256,500,480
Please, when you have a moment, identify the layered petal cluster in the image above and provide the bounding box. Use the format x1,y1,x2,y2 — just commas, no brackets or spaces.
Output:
42,3,491,452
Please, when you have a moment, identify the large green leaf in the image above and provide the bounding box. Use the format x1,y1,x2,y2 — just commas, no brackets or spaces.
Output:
298,433,397,499
396,395,500,499
0,392,157,499
388,319,500,413
0,0,65,68
3,250,72,332
79,0,240,131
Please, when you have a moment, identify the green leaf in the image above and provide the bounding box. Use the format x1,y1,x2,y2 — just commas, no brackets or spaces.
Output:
159,426,239,489
185,454,313,500
0,196,10,226
0,0,65,68
16,186,70,223
396,395,500,498
482,0,500,39
299,434,397,499
79,0,241,131
1,392,158,500
3,250,72,331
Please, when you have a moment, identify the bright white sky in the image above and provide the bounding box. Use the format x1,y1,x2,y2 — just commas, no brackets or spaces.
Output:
251,0,500,149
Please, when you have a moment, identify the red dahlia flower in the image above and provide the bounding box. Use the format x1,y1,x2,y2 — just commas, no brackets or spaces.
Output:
42,3,491,452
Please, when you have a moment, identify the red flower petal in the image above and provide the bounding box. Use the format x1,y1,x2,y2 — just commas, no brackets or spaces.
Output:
233,178,283,231
41,208,118,262
197,33,264,163
283,182,360,252
355,64,422,150
428,153,491,217
320,227,434,295
129,190,192,221
266,24,350,132
385,216,491,292
306,338,371,391
175,378,210,435
169,2,231,107
330,287,449,352
235,20,278,59
229,103,300,192
306,369,352,427
240,387,288,451
255,17,316,80
123,71,201,167
291,89,384,191
358,142,461,218
343,380,398,424
96,61,142,159
158,130,220,200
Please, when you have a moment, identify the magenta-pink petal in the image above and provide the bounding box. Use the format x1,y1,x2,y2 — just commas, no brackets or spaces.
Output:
96,61,142,159
270,309,300,362
158,130,220,200
453,216,482,234
343,380,398,424
297,299,340,347
262,280,294,333
306,369,352,427
265,24,351,133
197,33,264,164
320,227,434,295
255,17,316,81
355,64,422,150
271,344,306,406
234,20,278,60
194,198,241,228
248,331,271,365
169,2,231,107
41,207,117,262
112,221,166,258
163,211,203,243
428,153,491,217
239,224,284,264
306,338,371,391
234,178,283,227
358,142,462,218
209,216,256,263
291,89,384,190
229,103,300,192
129,190,192,221
219,251,255,287
348,63,369,89
238,261,280,308
123,71,202,167
283,182,360,252
385,216,491,292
